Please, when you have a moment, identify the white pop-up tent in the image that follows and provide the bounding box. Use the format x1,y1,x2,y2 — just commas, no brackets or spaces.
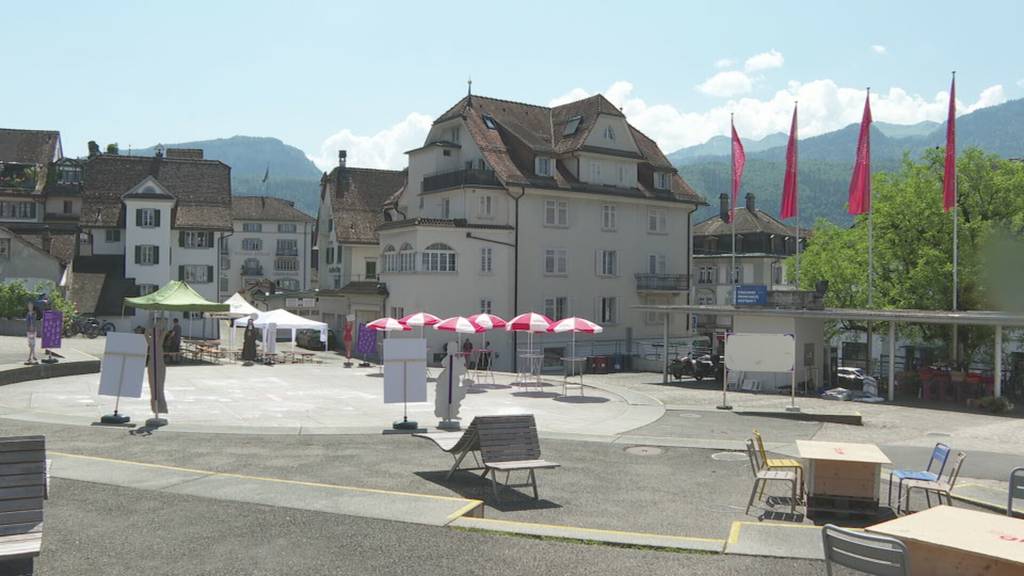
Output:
210,293,262,353
234,308,329,351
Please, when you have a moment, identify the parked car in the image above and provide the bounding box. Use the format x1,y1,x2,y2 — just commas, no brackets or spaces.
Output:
837,366,878,393
295,329,337,350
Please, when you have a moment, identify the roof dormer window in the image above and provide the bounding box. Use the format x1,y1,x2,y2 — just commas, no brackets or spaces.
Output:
482,115,497,130
448,126,460,144
536,157,552,177
57,164,81,184
656,172,670,190
604,125,616,141
563,115,583,136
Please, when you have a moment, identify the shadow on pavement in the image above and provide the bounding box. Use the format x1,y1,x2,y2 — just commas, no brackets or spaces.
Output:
554,396,609,404
512,391,561,399
414,470,563,512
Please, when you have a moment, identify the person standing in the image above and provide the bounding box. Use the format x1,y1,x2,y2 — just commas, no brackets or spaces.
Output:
24,302,39,365
169,318,182,353
241,317,258,364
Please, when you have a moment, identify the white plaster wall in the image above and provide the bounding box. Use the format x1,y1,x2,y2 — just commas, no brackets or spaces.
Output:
583,115,640,154
123,198,174,288
89,228,125,255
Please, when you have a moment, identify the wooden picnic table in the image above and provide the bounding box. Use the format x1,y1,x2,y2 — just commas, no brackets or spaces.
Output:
867,505,1024,575
795,440,891,516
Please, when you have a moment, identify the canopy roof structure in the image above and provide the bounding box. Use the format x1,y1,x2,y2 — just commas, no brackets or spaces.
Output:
209,292,260,319
124,281,229,312
233,308,327,331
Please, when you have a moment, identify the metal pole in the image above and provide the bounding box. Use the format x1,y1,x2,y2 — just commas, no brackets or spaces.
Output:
995,324,1003,398
662,312,669,384
888,321,896,402
951,70,959,367
731,113,737,304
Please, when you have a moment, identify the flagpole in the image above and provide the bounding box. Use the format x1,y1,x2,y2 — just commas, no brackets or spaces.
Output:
866,87,874,379
731,113,737,303
794,101,801,289
950,71,959,366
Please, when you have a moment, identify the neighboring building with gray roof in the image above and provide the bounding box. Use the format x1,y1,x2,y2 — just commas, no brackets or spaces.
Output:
226,196,314,297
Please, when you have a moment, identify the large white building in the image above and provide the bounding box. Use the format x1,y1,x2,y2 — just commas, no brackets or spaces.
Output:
75,148,232,334
377,93,705,369
225,196,314,296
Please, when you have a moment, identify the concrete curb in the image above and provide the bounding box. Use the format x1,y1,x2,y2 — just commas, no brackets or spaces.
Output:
0,360,101,386
450,516,725,552
733,408,862,425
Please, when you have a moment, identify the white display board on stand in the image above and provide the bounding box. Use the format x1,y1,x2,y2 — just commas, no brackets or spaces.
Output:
383,338,427,404
724,333,795,372
98,333,148,398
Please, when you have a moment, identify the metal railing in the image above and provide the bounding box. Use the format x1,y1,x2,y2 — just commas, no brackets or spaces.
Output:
422,168,501,192
634,273,688,291
240,266,263,276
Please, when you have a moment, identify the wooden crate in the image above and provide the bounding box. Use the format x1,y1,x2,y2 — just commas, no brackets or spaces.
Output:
809,460,880,500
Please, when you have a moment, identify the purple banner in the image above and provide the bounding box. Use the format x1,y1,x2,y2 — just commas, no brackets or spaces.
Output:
355,323,377,355
41,310,62,349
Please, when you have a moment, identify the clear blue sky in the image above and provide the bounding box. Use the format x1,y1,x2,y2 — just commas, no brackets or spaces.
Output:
3,0,1020,167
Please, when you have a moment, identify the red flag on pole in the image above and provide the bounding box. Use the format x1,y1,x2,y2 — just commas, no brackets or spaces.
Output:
780,104,798,220
943,74,957,212
848,91,873,215
730,120,746,222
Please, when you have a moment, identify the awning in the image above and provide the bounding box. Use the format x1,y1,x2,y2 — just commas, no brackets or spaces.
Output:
124,280,229,313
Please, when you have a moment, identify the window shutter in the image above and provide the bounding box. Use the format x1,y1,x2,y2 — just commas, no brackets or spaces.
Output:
136,208,143,226
179,231,185,247
153,210,161,227
134,245,141,264
206,265,214,282
179,265,184,281
206,231,214,246
153,247,159,265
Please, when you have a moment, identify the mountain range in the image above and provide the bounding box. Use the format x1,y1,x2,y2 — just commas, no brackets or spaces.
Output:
673,98,1024,225
132,136,323,215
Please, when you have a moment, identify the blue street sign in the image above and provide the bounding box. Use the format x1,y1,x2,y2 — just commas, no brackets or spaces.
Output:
735,285,768,305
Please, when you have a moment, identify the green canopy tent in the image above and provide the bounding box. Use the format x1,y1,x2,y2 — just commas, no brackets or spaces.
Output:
124,280,229,313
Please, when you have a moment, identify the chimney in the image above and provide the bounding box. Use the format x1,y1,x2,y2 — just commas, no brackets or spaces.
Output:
165,148,204,160
338,150,347,168
745,192,756,212
719,193,729,221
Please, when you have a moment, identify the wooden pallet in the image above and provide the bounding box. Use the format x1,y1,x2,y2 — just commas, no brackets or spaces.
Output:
807,494,881,519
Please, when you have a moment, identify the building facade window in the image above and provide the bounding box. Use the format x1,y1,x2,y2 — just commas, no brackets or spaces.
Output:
181,231,214,249
364,259,376,280
135,245,159,265
0,202,37,219
656,172,670,190
480,247,493,274
478,194,492,218
57,165,81,184
543,199,568,227
276,238,298,256
399,243,415,272
242,223,262,233
544,297,568,321
600,297,618,324
62,200,73,214
733,265,743,283
181,264,213,284
382,245,398,273
647,208,667,233
242,258,261,275
325,246,335,265
278,223,297,233
138,284,158,296
219,277,228,292
590,161,601,181
0,238,9,259
601,204,616,231
275,257,298,272
544,248,567,275
597,250,617,276
421,243,456,272
604,125,616,140
105,229,120,243
536,157,552,177
220,256,231,270
772,262,784,285
390,306,405,319
136,208,159,228
241,238,262,252
480,299,493,315
647,253,667,274
220,237,229,255
277,278,300,291
442,198,451,219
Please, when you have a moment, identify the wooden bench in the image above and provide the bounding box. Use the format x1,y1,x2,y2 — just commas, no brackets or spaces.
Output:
0,436,46,575
414,420,483,480
476,415,559,500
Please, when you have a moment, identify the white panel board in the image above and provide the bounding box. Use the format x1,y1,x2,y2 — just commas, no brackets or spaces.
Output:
98,333,148,398
725,333,795,373
383,339,427,404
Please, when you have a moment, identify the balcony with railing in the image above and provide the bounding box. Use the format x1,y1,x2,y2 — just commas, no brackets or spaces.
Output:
422,168,501,193
241,265,264,277
635,273,689,292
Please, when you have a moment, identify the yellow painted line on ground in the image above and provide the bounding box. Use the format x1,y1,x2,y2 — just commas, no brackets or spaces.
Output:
445,500,484,523
50,451,479,504
728,521,830,545
458,516,725,544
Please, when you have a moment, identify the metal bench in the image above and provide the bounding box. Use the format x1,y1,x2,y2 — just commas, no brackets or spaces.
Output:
0,436,47,575
476,415,559,500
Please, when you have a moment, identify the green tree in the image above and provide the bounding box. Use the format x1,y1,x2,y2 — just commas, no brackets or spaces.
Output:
793,148,1024,362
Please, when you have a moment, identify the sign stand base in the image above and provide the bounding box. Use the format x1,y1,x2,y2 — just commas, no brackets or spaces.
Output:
437,419,461,431
785,406,802,413
100,411,130,424
716,404,733,411
393,417,419,431
146,417,168,428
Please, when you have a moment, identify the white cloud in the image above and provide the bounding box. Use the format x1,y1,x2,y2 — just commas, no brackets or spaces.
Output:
696,71,753,97
714,58,734,69
548,80,1010,154
1018,78,1024,87
548,87,592,107
744,49,784,72
871,45,887,55
309,112,433,171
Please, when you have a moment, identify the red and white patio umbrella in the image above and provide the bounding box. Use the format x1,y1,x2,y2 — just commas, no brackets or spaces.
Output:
506,312,553,333
468,313,506,353
433,316,485,334
548,316,603,361
399,311,441,337
366,317,411,336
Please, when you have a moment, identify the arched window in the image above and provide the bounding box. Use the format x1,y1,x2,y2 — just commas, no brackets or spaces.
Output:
381,245,397,272
242,258,261,276
399,243,415,272
422,243,456,272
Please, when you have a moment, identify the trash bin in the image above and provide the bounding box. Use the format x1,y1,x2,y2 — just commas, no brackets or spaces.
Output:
611,353,624,372
593,356,610,374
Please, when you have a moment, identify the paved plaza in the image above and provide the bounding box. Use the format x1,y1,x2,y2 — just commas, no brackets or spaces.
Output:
0,335,1022,573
